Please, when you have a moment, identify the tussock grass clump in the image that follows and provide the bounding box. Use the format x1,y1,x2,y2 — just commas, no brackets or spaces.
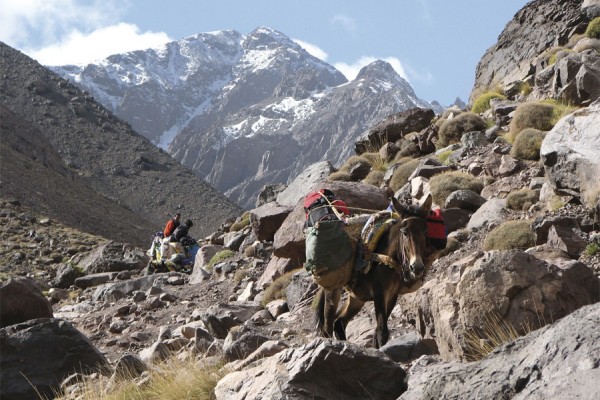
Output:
230,211,250,232
437,149,453,165
506,188,539,211
472,91,506,114
206,249,236,270
438,112,487,147
327,171,351,182
389,158,421,191
510,128,545,160
361,152,387,171
261,269,300,307
483,220,535,251
363,170,384,187
340,155,372,172
435,107,464,126
542,99,579,124
429,171,484,206
585,243,600,257
465,312,532,361
573,37,600,53
585,17,600,39
507,102,555,142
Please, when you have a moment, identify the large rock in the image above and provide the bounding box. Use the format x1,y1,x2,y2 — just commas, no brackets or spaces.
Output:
214,338,407,400
201,302,263,339
92,274,172,302
75,241,147,274
540,102,600,203
470,0,589,103
400,303,600,400
399,250,599,360
0,277,53,328
466,197,509,231
250,202,293,242
0,318,109,400
273,181,389,261
276,161,336,207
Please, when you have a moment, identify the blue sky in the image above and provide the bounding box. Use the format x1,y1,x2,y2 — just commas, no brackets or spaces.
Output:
0,0,530,105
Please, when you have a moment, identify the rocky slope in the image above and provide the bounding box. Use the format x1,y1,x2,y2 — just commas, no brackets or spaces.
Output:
0,42,241,245
52,27,441,208
2,1,600,399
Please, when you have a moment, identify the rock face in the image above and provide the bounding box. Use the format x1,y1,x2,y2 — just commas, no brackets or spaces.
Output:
0,42,241,244
51,28,438,208
400,302,600,400
0,318,109,400
470,0,589,103
399,250,599,360
0,277,53,328
540,101,600,203
214,338,407,400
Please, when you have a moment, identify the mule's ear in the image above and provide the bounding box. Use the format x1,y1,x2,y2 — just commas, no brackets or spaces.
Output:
391,196,410,218
418,194,432,215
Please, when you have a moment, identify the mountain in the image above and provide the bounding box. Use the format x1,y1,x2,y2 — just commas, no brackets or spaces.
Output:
0,42,241,245
52,27,442,208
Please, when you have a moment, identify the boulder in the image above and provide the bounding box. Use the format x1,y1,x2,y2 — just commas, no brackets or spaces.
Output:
398,250,599,361
201,302,262,339
399,303,600,400
0,318,109,400
255,183,286,207
547,224,587,258
276,161,336,207
379,332,438,363
75,241,147,274
444,190,487,212
250,202,293,242
0,277,53,328
52,264,81,289
223,331,271,362
215,338,407,400
92,274,172,302
256,256,299,290
540,102,600,203
466,198,509,230
74,272,116,289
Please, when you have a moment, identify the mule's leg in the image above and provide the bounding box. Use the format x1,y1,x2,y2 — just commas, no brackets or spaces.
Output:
333,294,365,341
319,288,341,338
373,282,391,349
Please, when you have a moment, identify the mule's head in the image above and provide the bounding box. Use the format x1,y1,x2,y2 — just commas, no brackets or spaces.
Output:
390,195,431,280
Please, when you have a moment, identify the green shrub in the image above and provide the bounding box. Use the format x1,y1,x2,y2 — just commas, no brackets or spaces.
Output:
261,269,299,307
363,170,384,187
327,171,352,182
548,47,572,65
472,92,506,114
541,99,579,125
389,158,421,191
437,149,453,165
483,220,535,251
584,243,600,257
508,102,555,142
506,188,539,211
510,128,546,160
206,249,236,270
435,108,464,126
585,17,600,39
394,138,421,158
429,171,484,206
438,112,487,147
230,211,250,232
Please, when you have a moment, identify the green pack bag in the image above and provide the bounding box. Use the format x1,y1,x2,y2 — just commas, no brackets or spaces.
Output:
304,220,354,275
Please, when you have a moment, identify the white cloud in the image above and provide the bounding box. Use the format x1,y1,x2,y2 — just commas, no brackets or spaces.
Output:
334,56,410,82
330,14,357,32
28,23,171,66
0,0,170,66
293,39,328,61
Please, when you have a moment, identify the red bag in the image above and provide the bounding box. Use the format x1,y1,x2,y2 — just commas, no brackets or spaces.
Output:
426,208,447,249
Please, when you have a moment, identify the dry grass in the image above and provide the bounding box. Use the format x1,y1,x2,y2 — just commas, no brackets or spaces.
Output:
53,358,227,400
389,158,421,191
205,249,236,271
464,312,533,361
327,171,352,182
506,188,539,211
260,268,300,307
230,212,250,232
507,102,555,143
363,170,384,187
361,152,388,172
585,17,600,39
471,91,506,114
483,220,535,251
438,112,487,147
510,128,545,160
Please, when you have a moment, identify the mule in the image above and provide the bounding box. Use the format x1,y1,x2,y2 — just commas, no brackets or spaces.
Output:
315,195,432,348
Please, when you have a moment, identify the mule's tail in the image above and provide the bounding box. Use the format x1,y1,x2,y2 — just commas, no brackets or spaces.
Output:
314,287,326,334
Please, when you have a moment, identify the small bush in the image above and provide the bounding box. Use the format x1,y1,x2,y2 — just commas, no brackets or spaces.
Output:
548,47,572,65
206,249,236,270
548,195,566,211
438,112,487,147
435,107,464,127
472,91,506,114
465,312,532,361
483,220,535,251
506,188,539,211
340,155,372,172
363,170,384,187
510,128,545,160
233,268,249,285
361,152,387,171
573,37,600,53
508,102,555,142
328,171,351,182
585,243,600,257
429,171,484,206
518,81,533,96
585,17,600,39
230,211,250,232
261,269,299,307
437,149,453,165
389,158,421,191
542,99,579,125
395,138,421,158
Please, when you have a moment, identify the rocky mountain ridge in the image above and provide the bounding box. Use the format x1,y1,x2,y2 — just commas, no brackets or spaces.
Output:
52,27,442,208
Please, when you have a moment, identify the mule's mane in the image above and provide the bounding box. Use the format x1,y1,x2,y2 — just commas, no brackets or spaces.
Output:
383,220,408,268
